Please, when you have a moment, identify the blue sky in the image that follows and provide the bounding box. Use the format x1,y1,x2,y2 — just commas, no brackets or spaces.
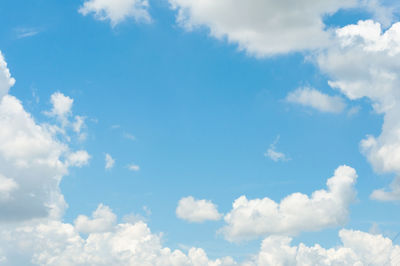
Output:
1,0,400,265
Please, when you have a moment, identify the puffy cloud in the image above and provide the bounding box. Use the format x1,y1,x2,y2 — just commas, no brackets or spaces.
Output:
286,87,346,113
105,153,115,170
79,0,151,27
264,136,289,162
221,166,358,242
0,52,15,99
317,20,400,200
249,229,400,266
74,204,116,234
0,94,68,222
0,51,89,222
0,205,235,266
66,150,91,167
48,92,73,120
176,196,222,223
168,0,359,57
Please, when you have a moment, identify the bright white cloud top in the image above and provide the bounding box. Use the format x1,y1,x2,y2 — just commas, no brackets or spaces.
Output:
286,87,346,113
79,0,151,26
176,196,222,223
0,52,15,98
250,229,400,265
318,20,400,201
221,165,358,241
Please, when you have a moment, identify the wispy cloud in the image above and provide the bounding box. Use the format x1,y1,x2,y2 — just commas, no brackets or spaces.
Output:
286,87,346,113
123,132,136,141
15,27,41,39
127,163,140,172
105,153,115,170
265,135,290,162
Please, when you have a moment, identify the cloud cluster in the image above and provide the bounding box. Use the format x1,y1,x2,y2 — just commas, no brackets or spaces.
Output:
79,0,151,26
176,196,222,223
0,51,237,265
221,166,358,241
318,20,400,200
249,229,400,266
0,53,88,223
0,204,236,266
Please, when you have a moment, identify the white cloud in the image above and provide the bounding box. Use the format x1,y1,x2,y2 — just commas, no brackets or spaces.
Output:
74,204,117,234
318,20,400,200
248,229,400,266
371,176,400,201
0,52,15,99
265,136,289,162
0,173,18,200
221,165,358,242
72,115,86,134
105,153,115,170
66,150,90,167
362,0,397,28
168,0,360,57
48,92,74,120
176,196,222,223
0,52,237,265
286,87,346,113
0,205,235,266
15,27,40,39
128,163,140,171
79,0,151,27
0,51,89,222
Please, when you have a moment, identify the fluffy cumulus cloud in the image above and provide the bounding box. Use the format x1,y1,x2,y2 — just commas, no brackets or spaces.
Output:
176,196,222,223
168,0,359,57
286,87,346,113
74,204,117,234
0,52,15,98
221,166,358,242
0,204,236,266
48,92,73,120
248,229,400,266
318,20,400,200
79,0,151,26
0,52,89,223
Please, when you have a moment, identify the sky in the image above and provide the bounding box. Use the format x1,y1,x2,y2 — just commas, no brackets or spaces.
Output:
1,0,400,265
